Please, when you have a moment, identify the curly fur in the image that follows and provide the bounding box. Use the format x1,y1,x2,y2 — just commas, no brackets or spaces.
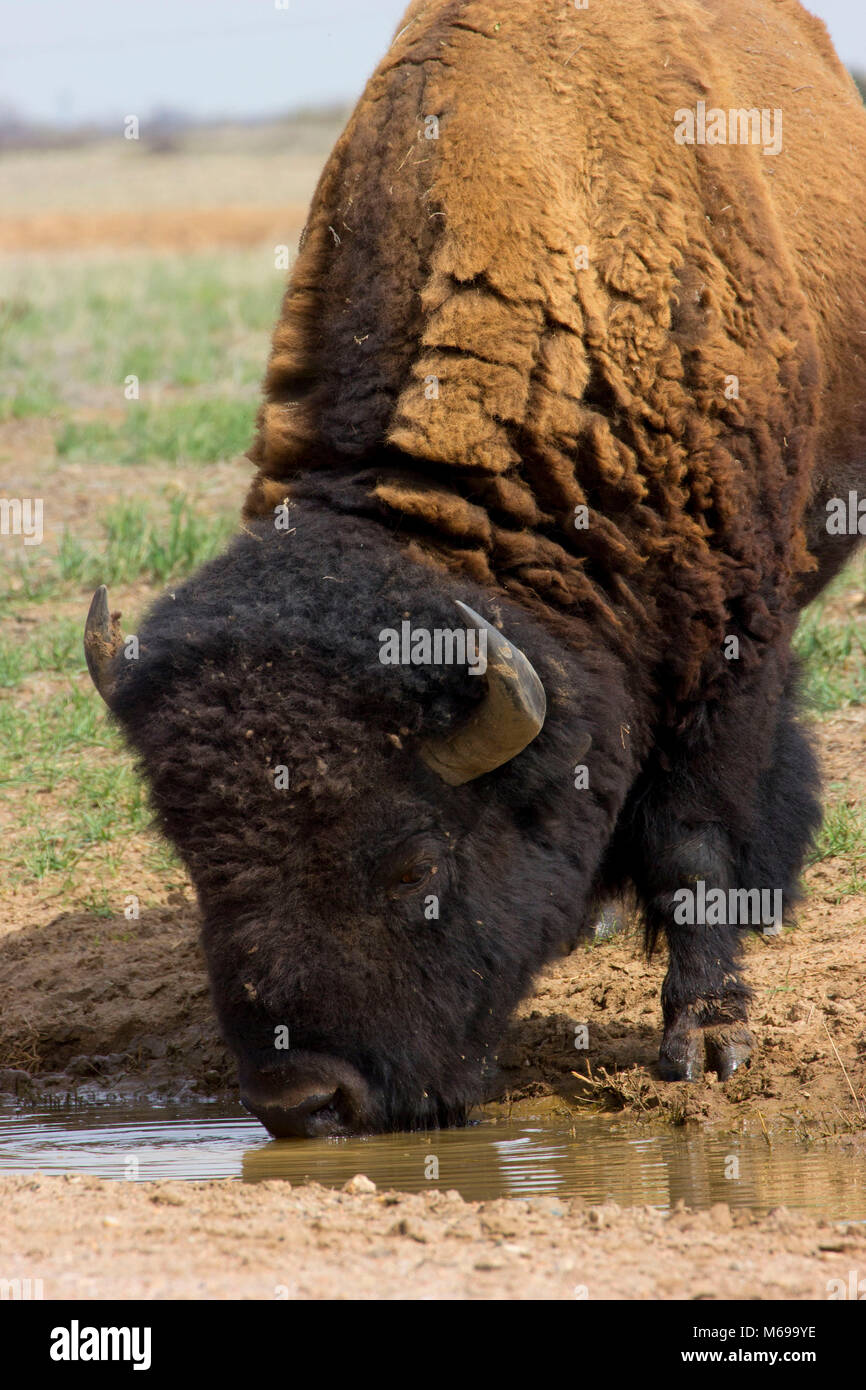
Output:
246,0,866,706
114,510,636,1127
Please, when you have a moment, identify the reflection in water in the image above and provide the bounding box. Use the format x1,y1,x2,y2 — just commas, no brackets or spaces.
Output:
0,1099,863,1220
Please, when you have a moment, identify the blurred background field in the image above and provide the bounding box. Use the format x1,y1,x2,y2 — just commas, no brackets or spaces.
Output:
0,116,342,253
0,118,340,917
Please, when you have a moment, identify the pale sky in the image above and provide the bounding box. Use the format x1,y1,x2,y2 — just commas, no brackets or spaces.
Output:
2,0,865,126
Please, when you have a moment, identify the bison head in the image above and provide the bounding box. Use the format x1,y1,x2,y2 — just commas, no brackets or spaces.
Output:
84,506,615,1136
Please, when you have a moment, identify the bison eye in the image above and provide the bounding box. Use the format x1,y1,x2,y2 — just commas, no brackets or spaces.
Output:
375,837,445,897
394,863,434,892
380,859,437,897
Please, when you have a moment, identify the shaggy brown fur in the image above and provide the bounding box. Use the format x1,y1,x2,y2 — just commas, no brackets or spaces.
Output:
103,0,866,1133
245,0,866,712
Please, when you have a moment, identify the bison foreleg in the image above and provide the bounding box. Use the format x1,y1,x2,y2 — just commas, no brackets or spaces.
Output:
641,826,754,1082
633,672,820,1081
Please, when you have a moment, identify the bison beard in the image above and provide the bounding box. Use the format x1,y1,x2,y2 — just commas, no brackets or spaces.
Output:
86,0,865,1136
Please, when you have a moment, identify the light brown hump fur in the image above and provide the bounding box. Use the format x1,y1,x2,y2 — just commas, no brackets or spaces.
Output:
245,0,866,700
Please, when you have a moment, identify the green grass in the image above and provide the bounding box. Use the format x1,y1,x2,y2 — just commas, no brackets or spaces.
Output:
0,490,235,894
0,250,277,471
0,250,283,413
54,397,256,466
0,682,183,896
0,248,272,904
794,607,866,712
0,612,179,897
3,493,238,603
78,886,118,919
0,383,59,421
2,762,151,884
0,678,152,886
0,617,83,687
0,684,113,783
794,562,866,896
809,793,866,866
809,796,866,903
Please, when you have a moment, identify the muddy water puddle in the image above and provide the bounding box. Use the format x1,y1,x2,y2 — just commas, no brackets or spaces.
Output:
0,1099,863,1218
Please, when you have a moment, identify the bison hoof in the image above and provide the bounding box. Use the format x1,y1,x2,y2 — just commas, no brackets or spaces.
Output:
659,1021,753,1082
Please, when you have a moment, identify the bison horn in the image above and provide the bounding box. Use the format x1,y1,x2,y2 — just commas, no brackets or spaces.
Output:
420,601,547,785
84,585,125,706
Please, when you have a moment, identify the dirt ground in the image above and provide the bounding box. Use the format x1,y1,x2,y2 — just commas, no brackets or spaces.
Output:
2,1172,865,1300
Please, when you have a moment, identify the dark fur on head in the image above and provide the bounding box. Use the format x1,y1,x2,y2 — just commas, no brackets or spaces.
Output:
111,504,638,1128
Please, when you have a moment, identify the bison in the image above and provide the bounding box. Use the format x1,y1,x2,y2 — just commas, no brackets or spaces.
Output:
85,0,866,1136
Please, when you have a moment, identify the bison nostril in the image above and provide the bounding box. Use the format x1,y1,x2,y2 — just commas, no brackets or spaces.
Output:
239,1050,372,1137
291,1090,336,1116
242,1087,340,1138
